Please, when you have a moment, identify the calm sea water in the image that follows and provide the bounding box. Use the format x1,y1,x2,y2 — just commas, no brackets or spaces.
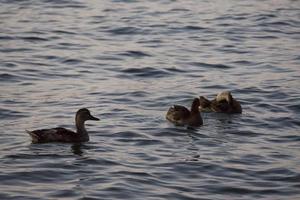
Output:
1,0,300,199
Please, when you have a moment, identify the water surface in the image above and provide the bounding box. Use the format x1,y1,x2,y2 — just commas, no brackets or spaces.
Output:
0,0,300,199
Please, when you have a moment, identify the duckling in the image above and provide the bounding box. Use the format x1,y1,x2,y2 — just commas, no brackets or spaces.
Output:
199,91,242,114
166,98,203,127
26,108,99,143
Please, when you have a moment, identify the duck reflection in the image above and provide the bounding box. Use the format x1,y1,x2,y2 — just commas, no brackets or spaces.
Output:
71,143,85,156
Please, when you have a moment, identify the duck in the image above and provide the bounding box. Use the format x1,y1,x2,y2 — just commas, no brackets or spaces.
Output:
26,108,99,143
199,91,242,114
166,98,203,127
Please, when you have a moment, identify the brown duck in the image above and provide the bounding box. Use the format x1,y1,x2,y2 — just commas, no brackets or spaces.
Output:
199,91,242,114
26,108,99,143
166,98,203,127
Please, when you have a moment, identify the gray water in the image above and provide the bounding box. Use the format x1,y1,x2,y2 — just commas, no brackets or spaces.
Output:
1,0,300,199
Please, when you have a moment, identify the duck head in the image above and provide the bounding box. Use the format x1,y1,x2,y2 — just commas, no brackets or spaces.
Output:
216,91,233,104
76,108,100,123
215,91,233,112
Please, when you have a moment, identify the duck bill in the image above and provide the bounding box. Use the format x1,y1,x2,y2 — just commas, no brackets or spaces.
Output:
89,115,100,121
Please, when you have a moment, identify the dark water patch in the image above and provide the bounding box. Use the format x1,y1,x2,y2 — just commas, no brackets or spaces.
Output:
118,50,152,58
0,48,33,53
52,30,76,35
94,55,124,61
42,0,87,8
169,8,191,12
253,102,282,113
0,35,15,40
111,171,153,180
2,62,18,68
253,13,278,21
92,15,106,20
286,100,300,113
61,58,83,64
103,8,125,13
40,72,82,79
261,28,287,34
2,99,28,105
237,86,266,94
133,139,163,146
230,60,257,66
252,35,279,39
216,186,287,196
268,152,293,160
164,67,186,73
226,130,261,137
0,170,72,184
108,27,144,35
46,44,85,50
34,55,61,60
0,73,22,83
214,14,249,21
227,154,270,166
112,0,139,3
111,131,148,139
267,135,300,143
18,36,48,42
77,69,95,74
256,168,300,183
22,68,41,73
188,62,232,69
128,91,149,97
73,157,119,167
0,108,27,119
4,153,68,160
48,189,80,199
201,85,229,90
218,47,251,54
119,67,171,78
267,116,299,129
168,25,208,33
258,21,295,27
183,25,207,31
264,90,289,100
58,42,87,47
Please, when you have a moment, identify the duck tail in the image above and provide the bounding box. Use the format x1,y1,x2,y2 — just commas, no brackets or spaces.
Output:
26,130,40,143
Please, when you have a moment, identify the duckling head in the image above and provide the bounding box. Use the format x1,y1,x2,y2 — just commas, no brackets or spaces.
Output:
76,108,100,123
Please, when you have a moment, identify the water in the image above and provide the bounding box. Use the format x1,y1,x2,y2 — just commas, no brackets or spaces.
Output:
0,0,300,199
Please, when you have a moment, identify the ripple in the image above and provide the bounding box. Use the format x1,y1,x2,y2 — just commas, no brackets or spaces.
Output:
1,1,300,200
188,62,232,69
119,67,171,78
18,36,49,42
61,58,83,64
0,73,23,83
118,50,152,58
108,27,144,35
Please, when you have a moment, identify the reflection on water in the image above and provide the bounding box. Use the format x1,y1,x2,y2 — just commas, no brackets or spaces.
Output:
71,143,85,156
0,0,300,199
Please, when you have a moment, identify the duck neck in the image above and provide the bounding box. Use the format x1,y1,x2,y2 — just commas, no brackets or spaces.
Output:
191,99,200,114
76,119,89,141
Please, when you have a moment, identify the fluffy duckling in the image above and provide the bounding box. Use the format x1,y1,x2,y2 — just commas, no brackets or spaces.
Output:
166,98,203,127
199,91,242,114
26,108,99,143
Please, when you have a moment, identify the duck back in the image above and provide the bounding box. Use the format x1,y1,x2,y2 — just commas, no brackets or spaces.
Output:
27,128,84,143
